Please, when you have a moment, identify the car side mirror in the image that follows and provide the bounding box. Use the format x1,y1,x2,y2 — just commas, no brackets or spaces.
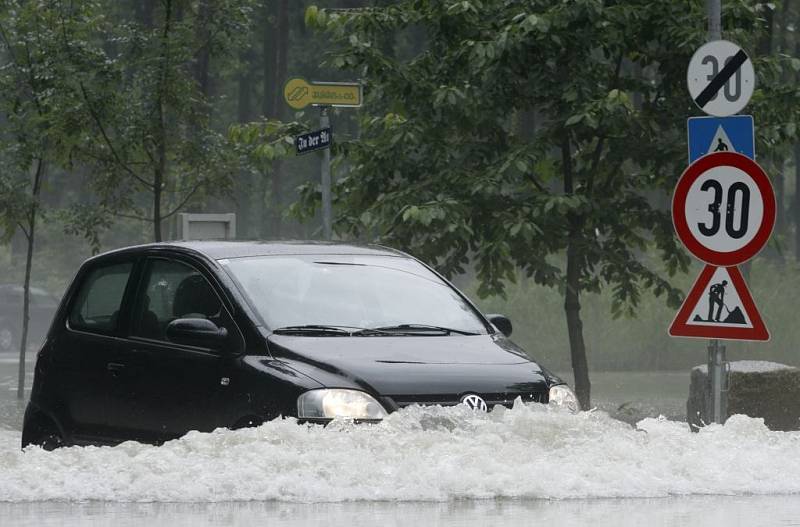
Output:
486,314,512,337
166,318,228,348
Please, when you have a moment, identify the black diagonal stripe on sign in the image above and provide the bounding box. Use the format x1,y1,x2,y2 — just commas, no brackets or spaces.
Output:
694,49,749,108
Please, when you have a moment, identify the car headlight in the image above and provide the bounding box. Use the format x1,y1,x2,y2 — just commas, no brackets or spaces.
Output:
297,389,388,420
549,384,580,413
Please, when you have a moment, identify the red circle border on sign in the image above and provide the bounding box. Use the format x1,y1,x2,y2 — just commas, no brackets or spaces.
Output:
672,152,776,266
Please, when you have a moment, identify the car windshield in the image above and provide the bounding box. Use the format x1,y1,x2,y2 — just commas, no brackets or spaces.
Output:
220,254,487,335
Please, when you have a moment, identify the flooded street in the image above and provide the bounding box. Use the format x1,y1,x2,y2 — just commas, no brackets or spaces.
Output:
2,356,800,525
3,496,800,527
3,0,800,522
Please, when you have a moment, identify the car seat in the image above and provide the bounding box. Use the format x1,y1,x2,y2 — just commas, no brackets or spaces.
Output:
172,274,221,320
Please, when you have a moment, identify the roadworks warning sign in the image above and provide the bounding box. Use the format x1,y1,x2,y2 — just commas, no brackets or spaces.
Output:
669,265,769,341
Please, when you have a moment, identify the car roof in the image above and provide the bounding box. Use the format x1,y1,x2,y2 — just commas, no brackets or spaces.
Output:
89,240,410,262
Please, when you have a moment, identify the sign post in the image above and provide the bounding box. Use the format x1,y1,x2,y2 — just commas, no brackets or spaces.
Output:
707,0,725,424
674,0,774,425
670,152,775,423
283,77,362,240
320,107,332,240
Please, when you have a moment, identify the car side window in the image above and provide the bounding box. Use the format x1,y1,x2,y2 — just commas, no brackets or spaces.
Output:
133,259,223,342
68,262,133,333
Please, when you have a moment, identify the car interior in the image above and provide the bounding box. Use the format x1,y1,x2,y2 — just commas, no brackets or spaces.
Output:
137,266,223,342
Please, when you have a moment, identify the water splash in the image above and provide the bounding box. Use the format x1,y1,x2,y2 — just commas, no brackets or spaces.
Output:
0,402,798,502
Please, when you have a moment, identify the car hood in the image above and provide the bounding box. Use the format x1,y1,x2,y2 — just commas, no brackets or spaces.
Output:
263,333,557,399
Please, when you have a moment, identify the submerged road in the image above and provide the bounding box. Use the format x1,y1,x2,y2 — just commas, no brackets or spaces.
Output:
3,496,800,527
1,356,798,525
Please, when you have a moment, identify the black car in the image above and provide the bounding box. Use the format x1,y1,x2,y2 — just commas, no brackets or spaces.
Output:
0,284,59,353
22,241,578,448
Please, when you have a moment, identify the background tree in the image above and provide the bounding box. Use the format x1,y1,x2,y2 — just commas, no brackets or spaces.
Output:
72,0,254,242
3,0,800,400
0,0,104,397
304,0,800,408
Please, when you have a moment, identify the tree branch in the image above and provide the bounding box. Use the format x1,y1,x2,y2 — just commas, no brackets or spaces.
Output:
162,183,203,219
586,52,625,197
113,211,153,222
55,11,153,191
77,82,154,190
16,221,30,241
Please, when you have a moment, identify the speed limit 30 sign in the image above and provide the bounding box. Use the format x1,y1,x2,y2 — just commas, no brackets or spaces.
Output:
687,40,755,117
672,152,775,266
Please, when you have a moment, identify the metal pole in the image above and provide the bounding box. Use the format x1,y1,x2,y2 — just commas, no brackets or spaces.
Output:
708,339,727,424
706,0,725,424
320,106,332,240
707,0,721,41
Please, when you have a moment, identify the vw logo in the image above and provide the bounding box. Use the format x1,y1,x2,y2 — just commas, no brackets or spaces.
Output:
460,394,488,412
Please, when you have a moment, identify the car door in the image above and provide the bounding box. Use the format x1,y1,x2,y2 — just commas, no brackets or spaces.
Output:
50,258,137,444
107,256,243,443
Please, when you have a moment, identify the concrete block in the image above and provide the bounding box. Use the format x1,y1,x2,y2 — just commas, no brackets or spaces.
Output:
687,361,800,431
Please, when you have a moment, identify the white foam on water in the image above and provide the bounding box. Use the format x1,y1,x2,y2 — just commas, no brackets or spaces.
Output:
1,402,799,503
694,360,797,373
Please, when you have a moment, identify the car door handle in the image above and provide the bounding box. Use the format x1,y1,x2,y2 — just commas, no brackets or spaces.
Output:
107,362,126,377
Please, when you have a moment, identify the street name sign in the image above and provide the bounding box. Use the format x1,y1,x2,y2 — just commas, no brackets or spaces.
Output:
687,115,754,163
284,78,362,110
668,264,769,341
295,127,331,155
687,40,755,117
672,152,775,267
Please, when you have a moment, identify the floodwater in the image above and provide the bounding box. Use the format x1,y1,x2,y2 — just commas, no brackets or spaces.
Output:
2,355,799,526
3,496,800,527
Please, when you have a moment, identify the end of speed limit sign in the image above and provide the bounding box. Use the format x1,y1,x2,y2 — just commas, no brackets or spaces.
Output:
672,152,775,266
687,40,754,117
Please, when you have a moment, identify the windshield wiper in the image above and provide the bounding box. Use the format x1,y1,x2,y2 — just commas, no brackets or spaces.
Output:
272,325,354,336
368,324,479,336
273,324,479,337
272,325,386,336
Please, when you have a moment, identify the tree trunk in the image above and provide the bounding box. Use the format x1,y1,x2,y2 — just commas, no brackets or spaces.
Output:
795,38,800,260
268,0,289,238
776,157,786,247
154,169,163,241
17,158,45,400
271,0,288,120
561,138,590,409
237,50,255,237
565,231,590,409
773,1,791,250
262,0,276,119
152,0,173,242
795,143,800,260
137,0,156,28
195,0,211,98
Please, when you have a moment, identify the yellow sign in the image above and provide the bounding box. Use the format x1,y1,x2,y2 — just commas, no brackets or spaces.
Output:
283,77,362,110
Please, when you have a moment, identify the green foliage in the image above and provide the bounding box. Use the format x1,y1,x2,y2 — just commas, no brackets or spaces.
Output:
68,0,255,240
0,0,103,239
471,255,800,371
305,0,800,319
229,119,305,164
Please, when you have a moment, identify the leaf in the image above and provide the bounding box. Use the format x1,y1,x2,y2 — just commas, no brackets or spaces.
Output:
305,5,319,27
565,114,583,126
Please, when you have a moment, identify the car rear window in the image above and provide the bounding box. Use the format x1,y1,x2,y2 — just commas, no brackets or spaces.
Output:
68,262,133,334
